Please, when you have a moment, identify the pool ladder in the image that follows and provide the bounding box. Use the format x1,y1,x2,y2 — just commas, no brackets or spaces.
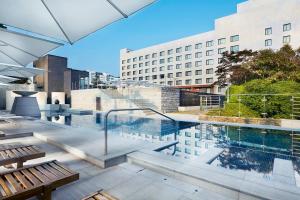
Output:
103,108,177,155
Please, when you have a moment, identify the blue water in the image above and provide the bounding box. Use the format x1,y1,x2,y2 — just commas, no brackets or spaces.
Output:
42,111,300,185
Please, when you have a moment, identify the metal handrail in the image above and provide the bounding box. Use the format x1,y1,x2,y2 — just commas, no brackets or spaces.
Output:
103,108,177,155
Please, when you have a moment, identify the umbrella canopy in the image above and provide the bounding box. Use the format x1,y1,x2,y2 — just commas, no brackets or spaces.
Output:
0,0,156,44
0,28,63,66
0,75,18,84
0,63,44,78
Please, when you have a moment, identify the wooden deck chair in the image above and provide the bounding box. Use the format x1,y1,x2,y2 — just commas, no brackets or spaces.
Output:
0,160,79,200
0,144,45,168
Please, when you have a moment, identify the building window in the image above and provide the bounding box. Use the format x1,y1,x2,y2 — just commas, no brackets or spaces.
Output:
185,54,192,60
283,23,291,32
127,72,131,76
146,55,150,59
206,68,214,74
139,70,142,74
218,48,226,54
185,79,192,85
139,77,143,80
126,65,130,69
145,61,150,66
168,57,173,63
139,63,143,68
176,64,182,69
176,80,182,85
176,47,182,53
265,27,272,35
127,59,131,63
139,56,143,61
206,78,213,83
230,35,239,42
265,39,272,47
195,79,202,84
152,67,157,72
167,65,173,70
195,52,202,58
185,71,192,76
195,61,202,67
168,49,173,55
133,71,137,75
152,53,157,58
167,73,173,78
122,66,125,70
160,59,165,64
122,60,126,64
185,45,192,51
176,72,182,77
152,75,157,80
167,81,173,86
230,45,239,53
133,64,137,68
176,56,182,61
160,66,165,71
206,50,214,56
218,58,222,64
218,38,226,45
283,35,291,44
145,76,150,80
152,60,157,65
185,62,192,68
206,59,214,66
145,69,149,73
195,43,202,49
206,40,214,47
160,74,165,79
195,70,202,75
160,51,165,56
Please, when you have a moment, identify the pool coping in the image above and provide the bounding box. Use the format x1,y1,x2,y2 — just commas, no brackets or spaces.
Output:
127,149,300,200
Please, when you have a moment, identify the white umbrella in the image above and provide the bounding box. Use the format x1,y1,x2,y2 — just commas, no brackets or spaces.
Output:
0,0,156,44
0,28,63,66
0,63,44,78
0,75,18,83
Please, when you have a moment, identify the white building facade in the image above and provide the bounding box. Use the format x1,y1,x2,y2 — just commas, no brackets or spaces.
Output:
120,0,300,94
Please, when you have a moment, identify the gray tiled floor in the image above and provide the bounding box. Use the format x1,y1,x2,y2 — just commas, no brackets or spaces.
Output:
0,137,231,200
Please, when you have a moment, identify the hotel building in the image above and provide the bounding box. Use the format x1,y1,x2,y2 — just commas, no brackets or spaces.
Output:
120,0,300,94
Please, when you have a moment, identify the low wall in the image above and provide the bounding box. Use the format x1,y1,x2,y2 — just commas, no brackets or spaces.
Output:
178,106,200,112
199,115,300,129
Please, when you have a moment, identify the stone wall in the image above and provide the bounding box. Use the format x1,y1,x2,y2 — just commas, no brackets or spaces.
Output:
161,87,180,113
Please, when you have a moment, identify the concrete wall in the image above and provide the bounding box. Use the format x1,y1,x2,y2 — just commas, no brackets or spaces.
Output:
71,87,180,113
6,91,47,111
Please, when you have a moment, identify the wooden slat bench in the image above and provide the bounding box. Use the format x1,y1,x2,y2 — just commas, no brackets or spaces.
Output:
0,160,79,200
0,144,45,168
82,190,118,200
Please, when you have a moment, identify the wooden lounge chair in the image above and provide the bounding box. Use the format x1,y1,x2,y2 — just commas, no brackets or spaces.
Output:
0,144,46,168
82,190,118,200
0,160,79,200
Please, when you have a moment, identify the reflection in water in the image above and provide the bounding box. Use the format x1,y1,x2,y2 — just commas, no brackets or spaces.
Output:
40,111,300,185
211,147,274,175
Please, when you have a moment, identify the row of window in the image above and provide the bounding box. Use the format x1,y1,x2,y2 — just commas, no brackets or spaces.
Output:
121,35,241,64
122,68,214,77
265,23,292,35
264,35,291,47
122,59,217,71
125,77,214,85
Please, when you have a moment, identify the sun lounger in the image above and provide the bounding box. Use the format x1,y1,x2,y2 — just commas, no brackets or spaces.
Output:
0,144,45,168
0,160,79,200
82,190,118,200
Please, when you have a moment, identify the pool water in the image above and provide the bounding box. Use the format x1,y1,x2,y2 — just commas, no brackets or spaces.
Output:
41,111,300,185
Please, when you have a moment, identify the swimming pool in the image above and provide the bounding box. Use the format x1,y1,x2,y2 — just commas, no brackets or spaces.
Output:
41,111,300,186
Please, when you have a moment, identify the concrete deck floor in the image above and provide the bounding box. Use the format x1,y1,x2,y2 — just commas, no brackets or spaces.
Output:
0,137,231,200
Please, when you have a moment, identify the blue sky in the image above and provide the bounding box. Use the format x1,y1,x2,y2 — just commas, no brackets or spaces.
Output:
52,0,246,76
